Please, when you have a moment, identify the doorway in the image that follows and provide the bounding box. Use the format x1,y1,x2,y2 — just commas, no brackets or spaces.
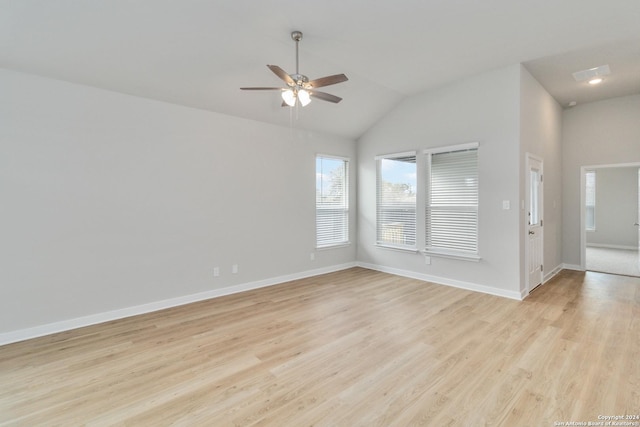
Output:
581,163,640,277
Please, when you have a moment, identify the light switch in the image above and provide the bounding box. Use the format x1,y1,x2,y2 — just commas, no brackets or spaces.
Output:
502,200,511,210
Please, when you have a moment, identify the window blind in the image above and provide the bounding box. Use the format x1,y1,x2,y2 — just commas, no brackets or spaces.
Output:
426,147,478,254
376,153,417,249
316,156,349,248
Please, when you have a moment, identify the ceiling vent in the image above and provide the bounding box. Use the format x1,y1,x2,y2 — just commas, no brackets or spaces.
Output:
572,64,611,82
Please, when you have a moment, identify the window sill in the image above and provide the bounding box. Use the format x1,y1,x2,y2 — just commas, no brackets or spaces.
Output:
316,242,351,251
375,244,419,253
421,249,481,262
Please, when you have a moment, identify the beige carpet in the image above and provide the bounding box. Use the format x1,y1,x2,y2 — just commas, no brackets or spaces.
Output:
586,246,640,277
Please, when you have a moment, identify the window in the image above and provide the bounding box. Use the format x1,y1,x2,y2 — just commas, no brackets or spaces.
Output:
376,152,417,250
316,155,349,248
585,170,596,231
530,169,541,226
425,143,479,258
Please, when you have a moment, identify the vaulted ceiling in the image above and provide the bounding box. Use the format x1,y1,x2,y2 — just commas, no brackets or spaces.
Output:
2,0,639,139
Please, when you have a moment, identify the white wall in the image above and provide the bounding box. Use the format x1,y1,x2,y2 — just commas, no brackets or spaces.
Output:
357,65,522,298
562,94,640,266
7,63,630,341
586,167,639,249
519,66,563,288
0,69,357,337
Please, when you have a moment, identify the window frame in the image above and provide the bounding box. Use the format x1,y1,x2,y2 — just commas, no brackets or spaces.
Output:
315,154,350,249
423,142,481,261
375,151,418,251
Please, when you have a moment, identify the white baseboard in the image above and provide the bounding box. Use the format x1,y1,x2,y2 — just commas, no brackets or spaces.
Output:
520,264,564,298
356,262,523,301
562,263,584,271
586,243,638,251
0,262,357,347
543,264,563,284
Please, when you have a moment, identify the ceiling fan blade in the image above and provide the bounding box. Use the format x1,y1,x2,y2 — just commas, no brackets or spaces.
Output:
309,90,342,103
267,65,294,85
308,74,348,88
240,87,283,91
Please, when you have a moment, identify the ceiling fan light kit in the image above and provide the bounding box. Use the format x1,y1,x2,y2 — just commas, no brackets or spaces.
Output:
241,31,348,107
281,87,311,107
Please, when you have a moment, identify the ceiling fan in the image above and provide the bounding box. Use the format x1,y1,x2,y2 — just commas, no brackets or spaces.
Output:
241,31,348,107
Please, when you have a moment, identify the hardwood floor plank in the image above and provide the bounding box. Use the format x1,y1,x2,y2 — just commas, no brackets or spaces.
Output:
1,268,639,426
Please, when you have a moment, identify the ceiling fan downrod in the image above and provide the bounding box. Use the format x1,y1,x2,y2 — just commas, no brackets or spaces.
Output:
291,31,302,76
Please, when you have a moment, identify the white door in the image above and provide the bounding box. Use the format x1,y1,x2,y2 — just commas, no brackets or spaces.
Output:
527,156,544,292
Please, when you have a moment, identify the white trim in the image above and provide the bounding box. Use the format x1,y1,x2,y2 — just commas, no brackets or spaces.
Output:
316,153,349,162
421,248,481,262
316,155,350,248
375,152,418,250
583,162,640,169
585,169,596,232
521,265,562,299
357,262,523,301
374,151,416,160
316,242,351,250
521,263,564,300
580,166,587,270
375,243,419,253
562,263,584,271
543,264,563,283
586,243,638,251
424,145,480,255
423,141,478,155
525,153,544,294
579,162,640,271
0,262,357,346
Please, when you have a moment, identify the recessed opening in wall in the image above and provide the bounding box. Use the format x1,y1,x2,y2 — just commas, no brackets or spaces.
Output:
581,163,640,277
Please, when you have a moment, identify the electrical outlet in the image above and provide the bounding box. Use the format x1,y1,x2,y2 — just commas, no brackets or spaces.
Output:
232,264,238,274
213,267,220,277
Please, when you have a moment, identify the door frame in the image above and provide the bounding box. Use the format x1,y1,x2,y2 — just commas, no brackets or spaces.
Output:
579,162,640,270
525,153,544,296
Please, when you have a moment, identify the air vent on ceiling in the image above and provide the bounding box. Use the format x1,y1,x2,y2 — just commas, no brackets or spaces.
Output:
572,64,611,82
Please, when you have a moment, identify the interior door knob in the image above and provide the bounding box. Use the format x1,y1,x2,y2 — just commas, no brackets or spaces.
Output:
529,230,535,235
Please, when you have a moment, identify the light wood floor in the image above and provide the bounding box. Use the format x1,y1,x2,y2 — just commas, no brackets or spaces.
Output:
1,268,639,426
